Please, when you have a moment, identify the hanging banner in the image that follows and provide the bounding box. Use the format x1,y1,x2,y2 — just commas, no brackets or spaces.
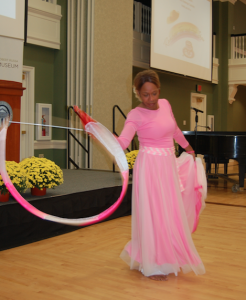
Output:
0,36,23,83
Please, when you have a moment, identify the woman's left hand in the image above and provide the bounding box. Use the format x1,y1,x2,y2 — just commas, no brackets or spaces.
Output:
189,152,195,161
184,145,195,161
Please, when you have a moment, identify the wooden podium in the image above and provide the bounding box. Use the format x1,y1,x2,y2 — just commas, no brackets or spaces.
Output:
0,80,25,163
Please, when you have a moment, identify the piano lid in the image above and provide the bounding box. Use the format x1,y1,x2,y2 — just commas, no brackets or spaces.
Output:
182,131,246,137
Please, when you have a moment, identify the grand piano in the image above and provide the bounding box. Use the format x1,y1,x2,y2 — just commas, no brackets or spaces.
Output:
179,131,246,192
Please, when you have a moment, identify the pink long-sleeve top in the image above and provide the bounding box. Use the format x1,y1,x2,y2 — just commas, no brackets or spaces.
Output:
117,99,189,150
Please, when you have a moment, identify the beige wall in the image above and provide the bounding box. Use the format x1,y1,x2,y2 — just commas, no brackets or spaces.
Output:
92,0,133,170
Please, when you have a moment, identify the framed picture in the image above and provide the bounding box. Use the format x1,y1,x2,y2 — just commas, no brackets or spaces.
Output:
207,115,214,131
36,103,52,140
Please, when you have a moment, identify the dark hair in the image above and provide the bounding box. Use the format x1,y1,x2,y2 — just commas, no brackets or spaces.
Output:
133,70,161,92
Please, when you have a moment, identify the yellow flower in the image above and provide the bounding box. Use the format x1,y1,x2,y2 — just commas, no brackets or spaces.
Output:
19,156,63,190
125,150,139,169
0,161,29,193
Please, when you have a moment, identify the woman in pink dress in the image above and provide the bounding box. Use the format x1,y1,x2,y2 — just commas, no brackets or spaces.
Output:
117,70,206,281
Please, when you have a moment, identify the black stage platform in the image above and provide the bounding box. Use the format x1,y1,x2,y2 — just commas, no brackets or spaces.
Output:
0,169,132,251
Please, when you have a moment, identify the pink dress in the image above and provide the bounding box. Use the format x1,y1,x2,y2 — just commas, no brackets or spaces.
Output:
118,99,206,277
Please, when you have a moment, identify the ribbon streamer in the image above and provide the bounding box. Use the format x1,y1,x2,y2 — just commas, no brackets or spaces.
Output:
0,110,129,226
9,121,84,132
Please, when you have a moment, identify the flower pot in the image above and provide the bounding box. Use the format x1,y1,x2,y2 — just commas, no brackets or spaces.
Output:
0,191,10,202
31,187,46,196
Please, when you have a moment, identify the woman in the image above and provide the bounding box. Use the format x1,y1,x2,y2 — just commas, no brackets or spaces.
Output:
117,70,206,281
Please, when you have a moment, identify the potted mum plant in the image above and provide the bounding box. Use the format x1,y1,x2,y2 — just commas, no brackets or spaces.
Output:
0,161,29,202
19,157,64,196
125,150,139,175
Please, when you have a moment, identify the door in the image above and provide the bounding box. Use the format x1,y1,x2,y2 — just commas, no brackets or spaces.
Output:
190,93,207,131
20,68,34,161
190,93,207,164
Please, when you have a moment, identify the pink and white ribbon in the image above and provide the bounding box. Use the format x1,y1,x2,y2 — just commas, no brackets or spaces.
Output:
0,117,129,226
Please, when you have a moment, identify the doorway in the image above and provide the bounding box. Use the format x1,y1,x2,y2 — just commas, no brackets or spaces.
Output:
190,93,207,131
20,66,35,161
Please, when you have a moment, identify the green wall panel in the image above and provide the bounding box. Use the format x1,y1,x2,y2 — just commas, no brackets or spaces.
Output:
24,0,67,169
34,149,67,169
23,0,67,129
23,44,54,105
233,1,246,34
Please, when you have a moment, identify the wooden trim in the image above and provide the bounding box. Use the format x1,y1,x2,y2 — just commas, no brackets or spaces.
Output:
34,140,67,150
21,66,35,159
0,80,25,96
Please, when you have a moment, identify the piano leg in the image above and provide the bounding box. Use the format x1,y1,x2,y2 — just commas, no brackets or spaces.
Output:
224,163,228,175
206,162,211,174
238,160,245,190
214,157,219,175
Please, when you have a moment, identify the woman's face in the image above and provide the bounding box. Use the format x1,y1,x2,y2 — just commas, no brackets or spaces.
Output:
137,82,160,110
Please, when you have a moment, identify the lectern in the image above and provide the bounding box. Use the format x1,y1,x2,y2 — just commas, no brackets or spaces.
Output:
0,80,25,162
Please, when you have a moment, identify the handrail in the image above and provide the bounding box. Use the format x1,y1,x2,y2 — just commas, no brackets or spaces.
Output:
67,106,90,169
113,105,134,153
113,105,127,135
231,34,246,59
112,105,138,172
231,33,246,37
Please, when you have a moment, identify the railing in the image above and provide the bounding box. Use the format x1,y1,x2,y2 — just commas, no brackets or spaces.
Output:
133,1,151,35
231,34,246,59
67,106,90,169
112,105,138,172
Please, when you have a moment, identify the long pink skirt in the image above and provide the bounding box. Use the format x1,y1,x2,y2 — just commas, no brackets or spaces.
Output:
120,146,206,277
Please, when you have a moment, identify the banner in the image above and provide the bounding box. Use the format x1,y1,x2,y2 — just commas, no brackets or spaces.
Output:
0,36,23,83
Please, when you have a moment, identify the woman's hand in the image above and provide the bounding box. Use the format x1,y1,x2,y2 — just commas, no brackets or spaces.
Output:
184,145,195,161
